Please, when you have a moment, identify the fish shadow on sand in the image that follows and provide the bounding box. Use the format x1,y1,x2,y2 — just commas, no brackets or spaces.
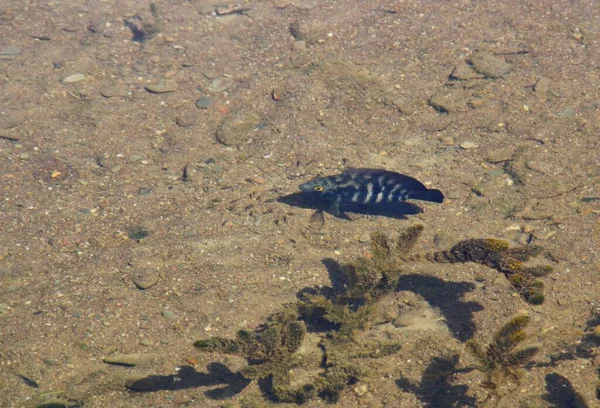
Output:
278,192,423,220
127,363,251,399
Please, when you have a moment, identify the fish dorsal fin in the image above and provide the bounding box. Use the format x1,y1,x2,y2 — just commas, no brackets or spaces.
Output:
342,168,427,190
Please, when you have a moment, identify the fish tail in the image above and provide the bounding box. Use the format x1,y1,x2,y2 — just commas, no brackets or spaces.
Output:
407,189,444,203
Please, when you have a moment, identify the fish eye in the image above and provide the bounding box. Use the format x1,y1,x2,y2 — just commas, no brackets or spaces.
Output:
313,185,324,192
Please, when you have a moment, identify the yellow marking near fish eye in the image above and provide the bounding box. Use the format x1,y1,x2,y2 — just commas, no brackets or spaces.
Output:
314,185,324,191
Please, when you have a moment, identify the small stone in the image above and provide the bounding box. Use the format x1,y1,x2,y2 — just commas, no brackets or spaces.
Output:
50,171,62,178
132,272,159,290
138,187,152,195
273,0,294,7
459,141,477,149
558,108,575,117
196,95,212,109
145,80,178,93
468,96,487,108
0,303,9,315
163,70,178,79
19,153,30,160
125,375,160,391
440,136,454,145
293,40,307,52
449,63,483,80
208,78,230,93
308,210,325,230
215,111,261,146
202,69,216,80
103,353,157,366
0,116,19,129
140,338,153,346
384,94,412,114
428,92,463,113
486,149,512,163
534,77,552,97
162,309,175,319
354,384,369,397
247,176,266,185
130,154,143,161
100,84,126,98
469,52,512,78
357,234,371,243
62,73,86,83
127,226,150,241
0,46,22,56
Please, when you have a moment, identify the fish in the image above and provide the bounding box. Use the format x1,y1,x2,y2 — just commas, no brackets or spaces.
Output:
299,168,444,217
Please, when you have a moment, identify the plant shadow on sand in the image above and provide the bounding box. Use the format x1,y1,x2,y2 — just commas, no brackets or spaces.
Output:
127,363,251,399
319,258,483,341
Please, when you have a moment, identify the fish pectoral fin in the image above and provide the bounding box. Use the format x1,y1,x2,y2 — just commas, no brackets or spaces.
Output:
327,197,341,217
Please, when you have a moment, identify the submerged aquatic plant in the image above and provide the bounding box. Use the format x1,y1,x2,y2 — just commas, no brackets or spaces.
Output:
467,314,540,392
415,238,553,304
192,225,554,404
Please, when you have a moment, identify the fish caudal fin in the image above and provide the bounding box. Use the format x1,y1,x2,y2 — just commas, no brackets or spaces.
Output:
407,189,444,203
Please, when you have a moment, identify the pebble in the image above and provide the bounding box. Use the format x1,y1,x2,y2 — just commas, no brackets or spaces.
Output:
247,176,266,185
469,52,512,78
103,353,157,366
534,77,552,97
140,339,153,346
486,149,512,163
61,73,86,83
100,84,126,98
0,117,18,131
468,96,487,108
459,141,477,149
357,234,371,243
163,70,178,79
138,187,152,195
428,92,463,113
308,210,325,230
132,272,159,290
449,63,483,80
440,136,454,145
145,80,178,93
215,111,261,146
0,46,22,56
353,384,369,397
125,375,160,391
385,94,411,114
161,309,175,319
196,95,212,109
19,153,30,160
208,78,230,93
127,227,150,240
293,40,307,52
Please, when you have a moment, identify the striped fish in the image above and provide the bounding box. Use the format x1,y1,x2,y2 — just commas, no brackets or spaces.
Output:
299,168,444,216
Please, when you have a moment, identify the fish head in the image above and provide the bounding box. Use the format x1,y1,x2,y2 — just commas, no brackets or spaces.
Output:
299,176,338,199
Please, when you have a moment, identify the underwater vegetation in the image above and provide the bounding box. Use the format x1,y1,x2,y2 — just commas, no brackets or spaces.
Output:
192,225,557,404
466,314,540,394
